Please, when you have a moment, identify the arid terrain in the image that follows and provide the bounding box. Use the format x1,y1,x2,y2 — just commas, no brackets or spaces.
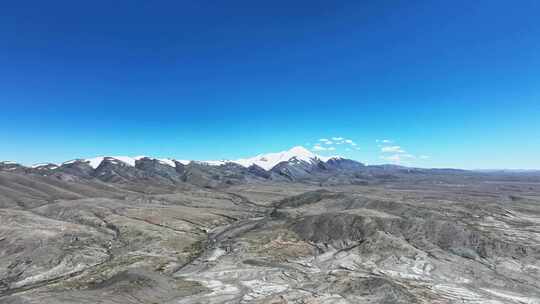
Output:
1,154,540,303
3,0,539,302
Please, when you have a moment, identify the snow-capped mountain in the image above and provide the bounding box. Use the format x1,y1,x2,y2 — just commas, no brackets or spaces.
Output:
232,146,332,170
63,156,179,169
53,146,336,171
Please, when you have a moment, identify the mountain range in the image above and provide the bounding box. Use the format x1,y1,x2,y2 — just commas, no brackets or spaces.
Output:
3,146,334,169
0,146,363,187
2,146,539,191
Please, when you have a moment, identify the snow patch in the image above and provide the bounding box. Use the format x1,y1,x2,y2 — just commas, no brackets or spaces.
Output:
83,156,135,168
84,157,105,169
31,163,58,169
67,156,188,169
0,161,18,165
158,158,176,167
109,156,136,167
193,160,229,166
175,160,191,165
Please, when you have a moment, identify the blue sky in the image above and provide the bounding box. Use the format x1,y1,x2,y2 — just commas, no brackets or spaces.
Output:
1,1,539,169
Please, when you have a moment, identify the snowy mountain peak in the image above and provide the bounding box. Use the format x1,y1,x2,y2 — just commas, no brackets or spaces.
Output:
232,146,330,170
288,146,315,157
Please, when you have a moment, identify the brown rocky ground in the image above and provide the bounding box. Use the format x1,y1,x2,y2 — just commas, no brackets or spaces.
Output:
1,171,540,303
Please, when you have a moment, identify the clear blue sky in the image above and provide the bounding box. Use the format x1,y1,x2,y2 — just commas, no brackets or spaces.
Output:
1,1,539,169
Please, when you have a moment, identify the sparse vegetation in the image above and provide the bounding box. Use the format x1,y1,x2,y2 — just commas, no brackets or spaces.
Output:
1,164,540,303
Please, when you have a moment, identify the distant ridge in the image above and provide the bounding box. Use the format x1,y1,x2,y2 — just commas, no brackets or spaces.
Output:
12,146,343,172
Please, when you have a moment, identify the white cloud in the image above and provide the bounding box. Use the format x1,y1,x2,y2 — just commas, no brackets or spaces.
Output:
312,136,359,153
344,139,358,146
381,146,405,153
380,153,414,163
313,144,336,152
376,139,426,164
